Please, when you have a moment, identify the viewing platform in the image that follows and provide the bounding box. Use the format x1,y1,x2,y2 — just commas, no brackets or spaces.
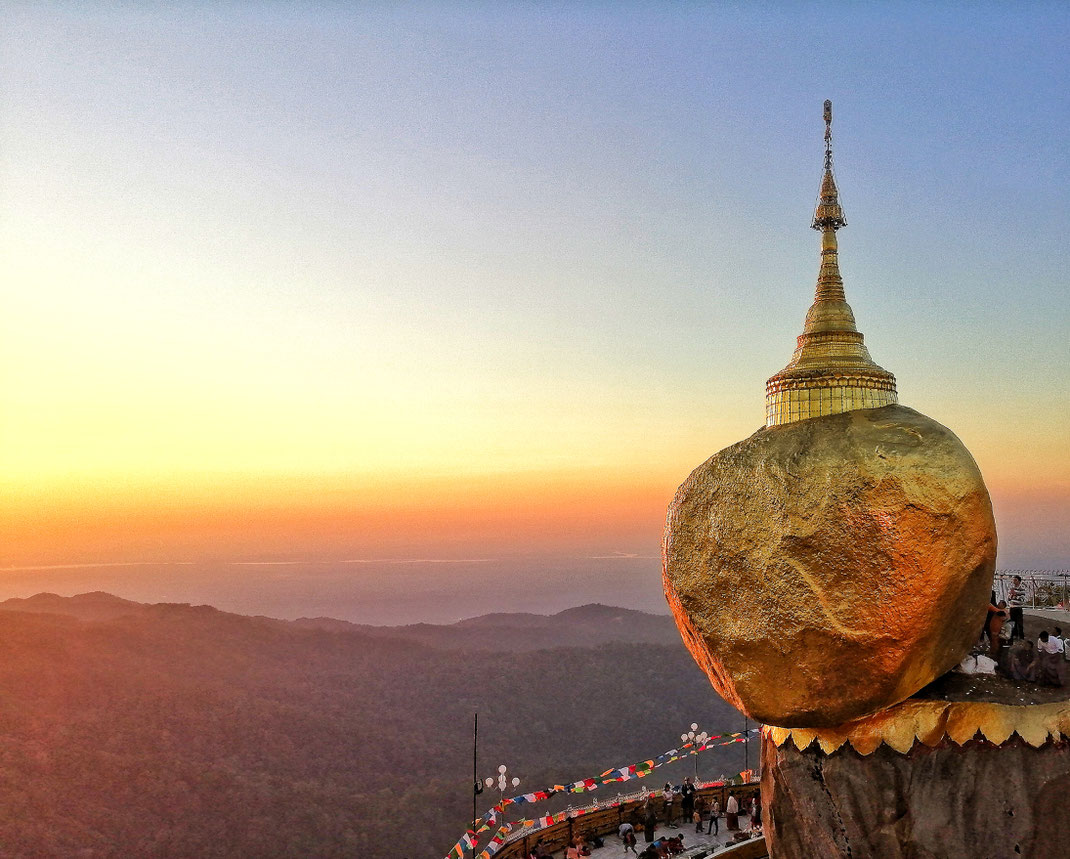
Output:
494,781,766,859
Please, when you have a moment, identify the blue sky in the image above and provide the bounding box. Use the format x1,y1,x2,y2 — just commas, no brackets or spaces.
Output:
1,3,1067,601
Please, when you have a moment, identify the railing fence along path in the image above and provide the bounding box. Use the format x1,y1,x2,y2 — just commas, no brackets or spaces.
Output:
495,780,762,859
445,728,761,859
993,570,1070,611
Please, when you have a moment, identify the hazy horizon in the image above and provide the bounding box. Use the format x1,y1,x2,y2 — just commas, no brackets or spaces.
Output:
0,555,671,625
4,547,1069,627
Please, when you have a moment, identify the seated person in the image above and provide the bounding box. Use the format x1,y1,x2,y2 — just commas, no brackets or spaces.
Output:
1035,630,1066,686
1008,640,1036,682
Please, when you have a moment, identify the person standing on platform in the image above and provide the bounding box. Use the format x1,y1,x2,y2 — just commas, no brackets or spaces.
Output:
693,794,706,833
1008,576,1027,641
725,793,739,831
707,797,720,835
987,600,1009,660
662,783,676,827
643,793,658,843
680,777,695,830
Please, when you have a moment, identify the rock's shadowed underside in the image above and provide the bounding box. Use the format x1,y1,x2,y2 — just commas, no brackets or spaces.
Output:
761,729,1070,859
663,404,997,727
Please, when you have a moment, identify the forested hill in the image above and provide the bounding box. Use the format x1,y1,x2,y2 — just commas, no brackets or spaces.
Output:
0,595,741,859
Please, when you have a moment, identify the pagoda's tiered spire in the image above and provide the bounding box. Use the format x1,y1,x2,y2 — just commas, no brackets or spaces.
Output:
764,100,898,427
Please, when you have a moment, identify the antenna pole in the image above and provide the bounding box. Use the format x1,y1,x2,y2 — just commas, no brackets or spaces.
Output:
472,712,479,844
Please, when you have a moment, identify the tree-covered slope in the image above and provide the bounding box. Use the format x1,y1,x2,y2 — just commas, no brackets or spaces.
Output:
0,598,741,858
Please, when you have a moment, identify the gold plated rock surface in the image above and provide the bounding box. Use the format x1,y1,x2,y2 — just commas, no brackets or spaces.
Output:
662,404,997,728
766,698,1070,756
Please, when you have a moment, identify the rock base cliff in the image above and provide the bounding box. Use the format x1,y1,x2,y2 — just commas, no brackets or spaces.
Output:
761,726,1070,858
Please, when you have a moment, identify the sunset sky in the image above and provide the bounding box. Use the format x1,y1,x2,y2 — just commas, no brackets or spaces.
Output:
1,5,1067,619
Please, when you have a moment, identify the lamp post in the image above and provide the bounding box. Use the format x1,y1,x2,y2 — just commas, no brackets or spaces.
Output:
743,716,750,776
680,723,710,781
484,764,521,811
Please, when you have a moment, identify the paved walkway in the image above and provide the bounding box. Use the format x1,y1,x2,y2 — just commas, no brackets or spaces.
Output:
555,820,761,857
1026,608,1070,625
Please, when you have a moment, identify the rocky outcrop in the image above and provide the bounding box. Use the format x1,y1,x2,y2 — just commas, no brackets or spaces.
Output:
663,404,997,727
761,728,1070,858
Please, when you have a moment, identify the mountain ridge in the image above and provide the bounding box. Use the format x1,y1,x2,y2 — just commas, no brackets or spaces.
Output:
0,592,682,651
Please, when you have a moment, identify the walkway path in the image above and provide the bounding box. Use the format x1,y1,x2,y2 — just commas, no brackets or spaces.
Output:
552,820,761,857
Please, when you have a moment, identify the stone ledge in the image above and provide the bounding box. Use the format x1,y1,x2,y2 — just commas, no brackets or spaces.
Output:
766,698,1070,755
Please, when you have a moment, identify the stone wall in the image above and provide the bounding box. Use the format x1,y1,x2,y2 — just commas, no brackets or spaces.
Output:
762,730,1070,858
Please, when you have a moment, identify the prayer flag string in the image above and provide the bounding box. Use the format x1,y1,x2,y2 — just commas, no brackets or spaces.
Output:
444,727,760,858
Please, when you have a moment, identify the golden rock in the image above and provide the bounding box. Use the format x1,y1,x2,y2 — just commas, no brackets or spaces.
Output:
662,404,997,728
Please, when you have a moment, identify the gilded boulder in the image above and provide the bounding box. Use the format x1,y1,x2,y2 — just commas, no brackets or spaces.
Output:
662,404,996,728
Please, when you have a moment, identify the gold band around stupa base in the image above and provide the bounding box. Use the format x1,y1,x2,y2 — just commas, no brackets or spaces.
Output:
765,698,1070,756
764,376,897,426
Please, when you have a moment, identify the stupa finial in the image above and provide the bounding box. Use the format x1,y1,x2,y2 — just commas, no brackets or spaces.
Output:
823,99,833,169
764,100,897,426
812,99,846,231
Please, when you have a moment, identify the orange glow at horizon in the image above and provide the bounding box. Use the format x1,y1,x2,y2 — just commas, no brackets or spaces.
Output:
1,468,683,565
4,463,1066,569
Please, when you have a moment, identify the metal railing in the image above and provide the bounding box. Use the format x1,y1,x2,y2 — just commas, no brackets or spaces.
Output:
993,570,1070,610
501,774,760,848
494,779,762,859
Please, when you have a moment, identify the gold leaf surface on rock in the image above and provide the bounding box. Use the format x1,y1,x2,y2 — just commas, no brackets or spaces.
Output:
766,698,1070,755
663,404,997,728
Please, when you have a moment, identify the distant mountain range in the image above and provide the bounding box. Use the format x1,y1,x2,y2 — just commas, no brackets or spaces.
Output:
0,591,681,649
0,590,147,620
0,593,739,859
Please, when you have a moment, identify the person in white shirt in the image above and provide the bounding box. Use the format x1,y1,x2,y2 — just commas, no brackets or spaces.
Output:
1037,631,1061,655
662,783,677,827
1034,630,1067,686
1053,627,1065,654
726,793,739,831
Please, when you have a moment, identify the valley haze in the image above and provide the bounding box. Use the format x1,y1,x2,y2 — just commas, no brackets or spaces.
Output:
0,555,669,626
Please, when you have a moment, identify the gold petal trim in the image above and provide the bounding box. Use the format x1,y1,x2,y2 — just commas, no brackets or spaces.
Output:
765,699,1070,756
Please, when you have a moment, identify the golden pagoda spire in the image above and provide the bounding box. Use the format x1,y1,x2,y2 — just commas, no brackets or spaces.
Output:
765,100,897,427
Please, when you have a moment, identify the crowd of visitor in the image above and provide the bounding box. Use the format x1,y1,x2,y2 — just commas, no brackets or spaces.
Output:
980,582,1066,687
613,783,761,856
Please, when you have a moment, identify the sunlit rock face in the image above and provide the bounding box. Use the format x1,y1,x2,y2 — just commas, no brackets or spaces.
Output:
662,404,996,728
